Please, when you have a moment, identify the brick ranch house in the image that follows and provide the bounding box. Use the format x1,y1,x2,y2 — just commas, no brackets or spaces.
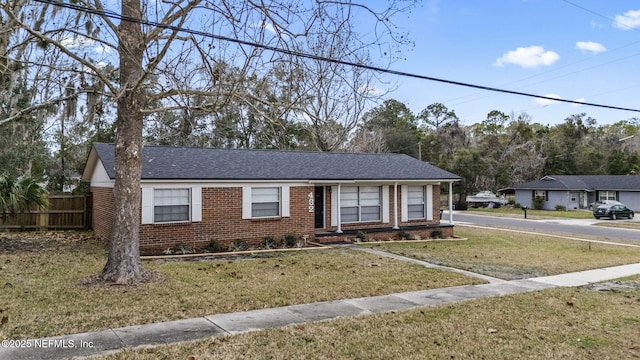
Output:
82,143,461,255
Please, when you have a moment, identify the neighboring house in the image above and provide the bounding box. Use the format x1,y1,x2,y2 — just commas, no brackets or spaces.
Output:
82,143,461,255
514,175,640,211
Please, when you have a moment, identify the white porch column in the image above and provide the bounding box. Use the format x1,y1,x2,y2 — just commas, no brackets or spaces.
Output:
448,181,454,224
393,182,399,229
336,183,342,233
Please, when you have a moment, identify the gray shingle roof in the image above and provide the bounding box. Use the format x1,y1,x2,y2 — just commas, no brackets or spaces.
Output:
515,175,640,191
90,143,461,181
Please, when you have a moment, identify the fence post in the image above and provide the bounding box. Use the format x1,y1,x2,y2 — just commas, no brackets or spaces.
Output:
38,199,49,230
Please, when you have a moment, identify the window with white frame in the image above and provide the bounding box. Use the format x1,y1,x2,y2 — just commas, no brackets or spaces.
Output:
569,192,578,202
407,186,425,219
598,191,616,202
533,190,547,201
251,187,281,218
154,188,190,223
340,186,381,223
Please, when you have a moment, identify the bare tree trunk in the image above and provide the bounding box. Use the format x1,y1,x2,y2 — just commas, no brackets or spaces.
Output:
101,0,146,284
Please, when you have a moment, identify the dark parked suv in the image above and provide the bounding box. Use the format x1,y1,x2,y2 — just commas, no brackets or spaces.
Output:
593,203,635,220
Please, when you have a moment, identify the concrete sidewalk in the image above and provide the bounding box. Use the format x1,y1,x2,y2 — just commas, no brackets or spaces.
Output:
2,260,639,360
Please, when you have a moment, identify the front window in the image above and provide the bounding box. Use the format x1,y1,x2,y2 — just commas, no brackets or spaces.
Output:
154,189,190,223
534,190,547,201
251,187,280,218
598,191,616,202
407,186,425,219
340,186,381,223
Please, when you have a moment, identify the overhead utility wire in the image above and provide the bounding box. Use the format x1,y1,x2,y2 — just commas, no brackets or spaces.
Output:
561,0,640,33
35,0,640,114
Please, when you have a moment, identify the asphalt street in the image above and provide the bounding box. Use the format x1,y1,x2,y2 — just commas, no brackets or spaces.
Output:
450,211,640,242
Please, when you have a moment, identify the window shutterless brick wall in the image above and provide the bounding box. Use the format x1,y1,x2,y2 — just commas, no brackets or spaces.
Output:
91,187,114,241
138,186,316,255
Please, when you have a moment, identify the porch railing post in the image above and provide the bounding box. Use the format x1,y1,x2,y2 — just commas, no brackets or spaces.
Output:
448,181,454,224
393,182,399,229
336,183,342,233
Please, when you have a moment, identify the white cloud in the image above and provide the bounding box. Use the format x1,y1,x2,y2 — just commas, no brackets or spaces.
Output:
251,22,279,36
575,41,607,54
359,84,382,96
614,9,640,30
590,20,605,28
263,23,277,34
572,98,585,107
494,46,560,68
535,94,561,106
94,45,111,54
60,35,95,48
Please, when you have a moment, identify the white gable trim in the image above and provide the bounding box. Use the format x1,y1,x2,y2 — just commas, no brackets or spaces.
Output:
90,159,114,188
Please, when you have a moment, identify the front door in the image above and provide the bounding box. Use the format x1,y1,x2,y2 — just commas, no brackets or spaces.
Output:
314,186,324,229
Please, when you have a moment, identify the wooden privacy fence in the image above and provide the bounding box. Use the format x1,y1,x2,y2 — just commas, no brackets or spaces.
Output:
0,194,92,231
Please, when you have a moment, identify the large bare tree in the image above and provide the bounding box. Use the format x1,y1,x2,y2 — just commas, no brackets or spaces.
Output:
3,0,416,283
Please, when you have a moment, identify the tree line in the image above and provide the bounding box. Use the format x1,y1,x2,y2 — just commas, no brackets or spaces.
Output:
355,101,640,203
3,91,639,203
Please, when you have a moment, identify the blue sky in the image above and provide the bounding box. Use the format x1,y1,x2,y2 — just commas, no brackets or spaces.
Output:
381,0,640,126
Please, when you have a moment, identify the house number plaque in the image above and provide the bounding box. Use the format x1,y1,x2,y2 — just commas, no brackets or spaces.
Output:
308,192,314,212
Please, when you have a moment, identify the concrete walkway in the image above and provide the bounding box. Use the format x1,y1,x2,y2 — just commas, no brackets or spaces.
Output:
2,253,640,360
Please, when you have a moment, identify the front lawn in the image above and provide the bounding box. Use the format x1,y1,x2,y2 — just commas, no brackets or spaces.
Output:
467,207,595,219
594,221,640,230
3,227,639,359
103,280,640,360
363,226,640,279
0,231,481,339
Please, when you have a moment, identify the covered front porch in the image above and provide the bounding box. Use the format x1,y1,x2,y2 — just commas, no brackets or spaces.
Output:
311,180,457,242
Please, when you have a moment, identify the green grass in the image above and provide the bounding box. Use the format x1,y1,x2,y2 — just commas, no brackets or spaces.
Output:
467,207,595,219
103,281,640,360
594,221,640,230
0,232,481,339
3,228,640,359
362,226,640,279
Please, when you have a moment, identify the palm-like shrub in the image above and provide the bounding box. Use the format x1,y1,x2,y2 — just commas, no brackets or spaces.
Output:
0,174,19,216
0,174,48,222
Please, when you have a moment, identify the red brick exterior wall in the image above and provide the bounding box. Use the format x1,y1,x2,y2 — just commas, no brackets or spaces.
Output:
91,187,114,241
91,183,452,255
138,186,315,255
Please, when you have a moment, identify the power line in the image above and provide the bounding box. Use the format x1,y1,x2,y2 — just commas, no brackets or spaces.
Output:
561,0,640,33
33,0,640,114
